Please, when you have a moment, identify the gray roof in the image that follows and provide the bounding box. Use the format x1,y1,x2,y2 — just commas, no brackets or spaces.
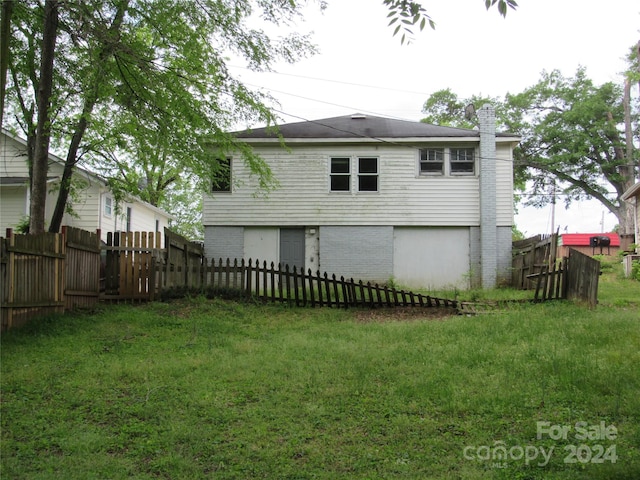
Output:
234,114,513,140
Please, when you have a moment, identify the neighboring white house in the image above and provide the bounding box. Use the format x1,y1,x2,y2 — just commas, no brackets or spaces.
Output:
203,108,520,289
1,130,173,243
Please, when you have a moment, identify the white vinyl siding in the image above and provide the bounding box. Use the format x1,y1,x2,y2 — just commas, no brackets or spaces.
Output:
203,145,484,227
0,187,28,233
495,143,514,226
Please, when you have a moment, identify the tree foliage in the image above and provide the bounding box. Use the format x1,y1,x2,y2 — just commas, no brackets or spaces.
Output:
421,55,640,234
4,0,517,237
384,0,517,44
4,0,320,235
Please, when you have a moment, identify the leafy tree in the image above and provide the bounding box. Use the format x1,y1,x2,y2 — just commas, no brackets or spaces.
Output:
506,67,638,234
421,57,639,234
3,0,517,237
4,0,319,235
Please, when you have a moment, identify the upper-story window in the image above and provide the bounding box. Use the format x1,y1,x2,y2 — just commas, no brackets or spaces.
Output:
212,157,231,192
450,148,475,174
419,148,444,175
330,157,350,192
329,156,379,192
419,147,476,176
358,157,378,192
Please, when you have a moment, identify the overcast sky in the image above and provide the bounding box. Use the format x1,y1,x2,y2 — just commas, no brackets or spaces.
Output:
231,0,640,236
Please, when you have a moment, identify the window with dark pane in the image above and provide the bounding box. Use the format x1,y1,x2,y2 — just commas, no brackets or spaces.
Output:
450,148,475,174
358,157,378,192
212,157,231,192
330,157,351,191
419,148,444,175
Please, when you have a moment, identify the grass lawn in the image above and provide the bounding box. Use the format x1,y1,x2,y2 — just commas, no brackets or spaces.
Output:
2,263,639,479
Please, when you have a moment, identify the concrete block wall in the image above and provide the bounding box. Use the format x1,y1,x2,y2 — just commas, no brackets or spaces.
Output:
496,226,513,286
204,226,244,260
319,226,393,283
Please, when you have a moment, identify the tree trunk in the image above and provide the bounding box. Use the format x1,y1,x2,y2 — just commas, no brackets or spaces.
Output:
48,1,129,232
29,0,59,234
0,0,14,130
48,116,87,232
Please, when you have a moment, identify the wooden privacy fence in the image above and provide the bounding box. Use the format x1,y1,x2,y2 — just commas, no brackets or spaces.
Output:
528,248,600,306
157,257,461,310
565,249,600,307
512,233,558,290
64,227,101,310
1,226,101,331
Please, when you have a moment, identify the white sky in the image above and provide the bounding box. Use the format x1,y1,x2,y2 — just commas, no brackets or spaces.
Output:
231,0,640,236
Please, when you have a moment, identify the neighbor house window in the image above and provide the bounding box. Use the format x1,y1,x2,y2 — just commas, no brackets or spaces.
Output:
330,157,350,192
104,195,113,217
358,157,378,192
419,148,444,175
450,148,475,174
212,157,231,192
126,206,132,232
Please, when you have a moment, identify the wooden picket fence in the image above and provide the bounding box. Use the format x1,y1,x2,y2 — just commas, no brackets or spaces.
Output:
157,257,461,310
1,226,603,332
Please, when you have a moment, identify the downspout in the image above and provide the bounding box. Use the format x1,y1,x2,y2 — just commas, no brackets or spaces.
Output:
478,104,497,288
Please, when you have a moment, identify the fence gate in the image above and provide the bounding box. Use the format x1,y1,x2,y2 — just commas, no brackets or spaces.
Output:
1,232,65,331
63,226,101,310
102,231,163,302
566,249,600,307
512,233,558,289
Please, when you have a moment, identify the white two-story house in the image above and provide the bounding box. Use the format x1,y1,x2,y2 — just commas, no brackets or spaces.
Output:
203,107,519,289
1,130,172,242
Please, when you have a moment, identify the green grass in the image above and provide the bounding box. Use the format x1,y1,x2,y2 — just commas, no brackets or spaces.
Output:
2,271,639,479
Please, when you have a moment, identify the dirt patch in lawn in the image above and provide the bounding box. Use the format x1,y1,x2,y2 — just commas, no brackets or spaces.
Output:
352,306,459,322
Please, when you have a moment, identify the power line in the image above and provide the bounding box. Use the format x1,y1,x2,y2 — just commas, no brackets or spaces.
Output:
229,64,433,97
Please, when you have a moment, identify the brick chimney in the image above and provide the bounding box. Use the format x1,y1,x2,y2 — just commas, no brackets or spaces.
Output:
478,104,497,288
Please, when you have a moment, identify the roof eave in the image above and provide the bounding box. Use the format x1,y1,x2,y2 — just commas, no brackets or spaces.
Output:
621,182,640,201
234,136,485,145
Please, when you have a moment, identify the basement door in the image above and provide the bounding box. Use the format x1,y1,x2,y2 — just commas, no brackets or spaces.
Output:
280,228,305,271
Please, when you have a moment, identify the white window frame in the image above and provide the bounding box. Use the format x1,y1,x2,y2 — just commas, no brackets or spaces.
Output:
104,195,113,217
417,147,477,177
357,157,379,193
329,157,351,193
419,148,445,176
450,147,476,175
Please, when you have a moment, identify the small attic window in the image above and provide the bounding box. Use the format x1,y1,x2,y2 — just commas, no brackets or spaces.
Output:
351,113,366,120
